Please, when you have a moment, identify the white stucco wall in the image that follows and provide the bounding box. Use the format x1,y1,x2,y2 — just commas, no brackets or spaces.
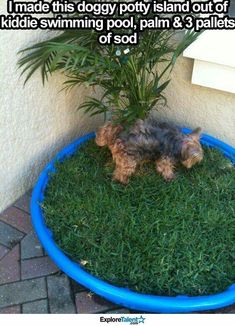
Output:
155,56,235,147
0,27,103,213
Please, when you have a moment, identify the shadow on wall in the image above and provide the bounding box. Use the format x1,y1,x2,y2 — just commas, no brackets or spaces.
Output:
154,56,235,147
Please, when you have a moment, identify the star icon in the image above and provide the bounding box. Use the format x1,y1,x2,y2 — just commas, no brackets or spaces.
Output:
138,315,146,324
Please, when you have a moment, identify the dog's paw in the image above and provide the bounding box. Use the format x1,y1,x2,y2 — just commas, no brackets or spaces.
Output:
163,173,176,182
112,175,129,185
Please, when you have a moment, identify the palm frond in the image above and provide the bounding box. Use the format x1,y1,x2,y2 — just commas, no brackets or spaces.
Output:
18,15,202,126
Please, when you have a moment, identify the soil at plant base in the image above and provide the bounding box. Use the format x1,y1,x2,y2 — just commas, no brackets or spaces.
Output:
43,141,235,296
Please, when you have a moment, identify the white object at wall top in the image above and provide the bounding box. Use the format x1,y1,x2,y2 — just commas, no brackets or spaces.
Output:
192,59,235,94
183,30,235,68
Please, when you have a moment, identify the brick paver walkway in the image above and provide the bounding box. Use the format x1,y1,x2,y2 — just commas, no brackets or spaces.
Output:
0,191,235,314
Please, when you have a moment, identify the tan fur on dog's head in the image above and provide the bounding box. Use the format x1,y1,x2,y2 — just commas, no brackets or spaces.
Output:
95,123,123,147
181,128,203,169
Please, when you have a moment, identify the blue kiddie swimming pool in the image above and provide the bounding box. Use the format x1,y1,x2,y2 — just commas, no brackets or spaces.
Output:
31,129,235,313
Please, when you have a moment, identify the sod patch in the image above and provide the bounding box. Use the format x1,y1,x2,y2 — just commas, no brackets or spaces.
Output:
43,140,235,296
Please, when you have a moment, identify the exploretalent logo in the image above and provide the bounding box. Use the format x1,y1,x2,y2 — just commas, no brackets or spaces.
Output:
100,315,146,325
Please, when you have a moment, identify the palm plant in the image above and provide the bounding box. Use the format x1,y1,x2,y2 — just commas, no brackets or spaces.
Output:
19,14,199,126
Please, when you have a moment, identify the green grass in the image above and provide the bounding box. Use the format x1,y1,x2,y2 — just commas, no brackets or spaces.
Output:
43,140,235,296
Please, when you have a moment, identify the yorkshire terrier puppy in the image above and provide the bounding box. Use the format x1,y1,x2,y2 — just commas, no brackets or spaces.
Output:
96,118,203,184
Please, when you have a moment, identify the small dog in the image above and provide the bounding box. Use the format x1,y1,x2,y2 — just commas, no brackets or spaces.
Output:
96,118,203,184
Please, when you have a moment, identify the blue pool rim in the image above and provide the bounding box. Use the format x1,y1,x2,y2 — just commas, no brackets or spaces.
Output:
31,129,235,313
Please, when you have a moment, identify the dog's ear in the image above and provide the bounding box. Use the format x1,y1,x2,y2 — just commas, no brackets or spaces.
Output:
189,127,202,141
